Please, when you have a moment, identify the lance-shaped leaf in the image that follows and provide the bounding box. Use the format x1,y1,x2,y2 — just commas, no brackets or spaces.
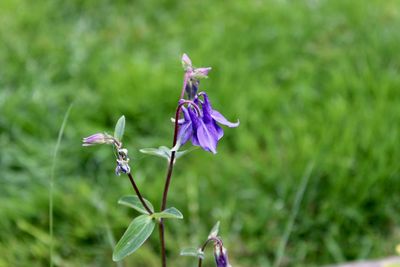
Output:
151,207,183,220
140,146,196,161
114,115,126,142
139,146,171,160
118,195,154,214
180,247,205,259
208,221,220,239
113,215,155,261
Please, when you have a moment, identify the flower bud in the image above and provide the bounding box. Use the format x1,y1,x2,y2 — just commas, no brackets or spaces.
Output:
115,159,130,176
82,133,114,146
214,243,232,267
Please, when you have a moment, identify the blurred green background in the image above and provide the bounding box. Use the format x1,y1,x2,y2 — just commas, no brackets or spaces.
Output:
1,0,400,266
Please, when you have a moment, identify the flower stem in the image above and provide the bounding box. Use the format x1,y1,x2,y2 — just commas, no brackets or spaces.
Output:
159,74,189,267
127,172,153,215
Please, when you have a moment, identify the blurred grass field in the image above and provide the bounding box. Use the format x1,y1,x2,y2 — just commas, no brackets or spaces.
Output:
1,0,400,266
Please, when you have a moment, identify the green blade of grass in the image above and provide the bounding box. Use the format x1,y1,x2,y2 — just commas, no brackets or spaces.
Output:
49,104,73,267
273,161,314,267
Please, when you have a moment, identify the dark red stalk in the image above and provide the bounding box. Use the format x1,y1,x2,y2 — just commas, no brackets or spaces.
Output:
127,172,153,215
159,73,189,267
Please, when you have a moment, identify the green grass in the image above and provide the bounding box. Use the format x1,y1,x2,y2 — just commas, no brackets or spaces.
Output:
1,0,400,266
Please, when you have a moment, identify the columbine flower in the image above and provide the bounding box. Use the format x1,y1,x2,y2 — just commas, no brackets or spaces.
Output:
82,133,115,146
176,93,239,154
214,242,232,267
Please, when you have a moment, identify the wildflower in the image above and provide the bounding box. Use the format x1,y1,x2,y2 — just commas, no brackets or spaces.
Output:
176,93,239,154
214,242,232,267
82,133,115,146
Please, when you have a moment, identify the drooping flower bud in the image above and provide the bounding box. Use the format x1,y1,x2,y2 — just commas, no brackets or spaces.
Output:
115,159,130,176
82,133,115,146
214,242,232,267
115,148,131,176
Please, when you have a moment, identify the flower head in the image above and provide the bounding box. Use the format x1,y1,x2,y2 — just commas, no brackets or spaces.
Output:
176,93,239,154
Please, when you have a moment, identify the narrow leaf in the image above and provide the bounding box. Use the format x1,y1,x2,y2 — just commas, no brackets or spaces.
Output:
140,146,197,161
114,115,126,141
208,221,220,239
113,215,155,261
152,207,183,220
180,247,205,259
139,146,170,160
118,195,154,214
176,146,198,159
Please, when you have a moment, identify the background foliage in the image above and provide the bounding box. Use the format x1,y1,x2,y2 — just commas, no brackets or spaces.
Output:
1,0,400,266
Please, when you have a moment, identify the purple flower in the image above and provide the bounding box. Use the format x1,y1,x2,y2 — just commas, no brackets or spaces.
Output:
82,133,115,146
176,93,239,154
214,243,232,267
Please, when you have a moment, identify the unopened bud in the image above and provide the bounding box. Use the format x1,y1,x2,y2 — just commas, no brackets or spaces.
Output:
82,133,115,146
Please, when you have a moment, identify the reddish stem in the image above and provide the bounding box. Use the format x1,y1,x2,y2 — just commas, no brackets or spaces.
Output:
127,172,153,215
159,73,190,267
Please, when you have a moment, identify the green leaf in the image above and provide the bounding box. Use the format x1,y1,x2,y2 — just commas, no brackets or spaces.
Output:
113,215,155,262
118,195,154,214
139,146,170,160
208,221,220,238
140,146,197,161
176,146,198,159
114,115,125,141
151,207,183,220
180,247,205,259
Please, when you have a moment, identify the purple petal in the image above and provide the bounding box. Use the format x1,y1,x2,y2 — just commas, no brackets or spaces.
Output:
175,107,194,146
202,93,239,128
181,107,191,121
214,244,231,267
177,121,193,145
213,121,224,140
196,120,218,154
201,93,213,123
188,107,200,146
188,107,218,153
211,110,239,128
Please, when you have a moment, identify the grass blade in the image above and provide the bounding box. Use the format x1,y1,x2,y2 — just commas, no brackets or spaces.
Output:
49,104,73,267
273,161,314,267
